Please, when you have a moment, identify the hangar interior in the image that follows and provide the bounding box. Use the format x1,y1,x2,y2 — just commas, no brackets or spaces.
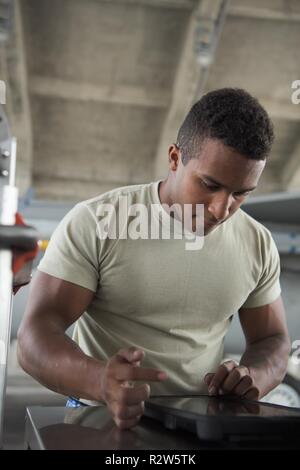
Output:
0,0,299,449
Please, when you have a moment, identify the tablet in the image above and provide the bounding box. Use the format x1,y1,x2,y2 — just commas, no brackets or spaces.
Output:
144,395,300,442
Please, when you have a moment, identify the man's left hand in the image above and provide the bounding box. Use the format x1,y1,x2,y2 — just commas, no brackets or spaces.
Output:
204,360,260,400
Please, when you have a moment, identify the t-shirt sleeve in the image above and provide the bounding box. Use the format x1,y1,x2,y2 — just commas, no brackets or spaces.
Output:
38,203,99,292
242,230,281,309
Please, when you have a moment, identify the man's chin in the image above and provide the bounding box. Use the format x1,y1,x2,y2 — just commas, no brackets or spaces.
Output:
204,223,219,235
184,218,222,236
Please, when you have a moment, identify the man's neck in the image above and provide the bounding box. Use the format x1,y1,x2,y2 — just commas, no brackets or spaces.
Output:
158,178,173,207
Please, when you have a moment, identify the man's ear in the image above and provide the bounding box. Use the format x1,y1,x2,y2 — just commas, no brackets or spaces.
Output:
168,144,180,171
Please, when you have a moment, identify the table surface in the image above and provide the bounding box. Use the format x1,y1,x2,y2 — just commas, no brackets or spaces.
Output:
26,404,300,450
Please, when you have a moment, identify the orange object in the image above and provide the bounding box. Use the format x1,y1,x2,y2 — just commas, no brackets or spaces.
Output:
12,212,38,294
38,239,49,251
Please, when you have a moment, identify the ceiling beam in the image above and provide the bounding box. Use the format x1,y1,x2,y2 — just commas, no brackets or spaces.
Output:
229,5,300,22
33,175,128,201
29,76,170,109
98,0,196,10
153,0,229,179
260,98,300,121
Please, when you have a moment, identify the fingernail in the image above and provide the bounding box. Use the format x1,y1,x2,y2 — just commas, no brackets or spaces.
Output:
158,372,168,380
208,386,216,395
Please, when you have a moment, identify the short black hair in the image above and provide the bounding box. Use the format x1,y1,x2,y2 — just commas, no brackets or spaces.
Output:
176,88,274,163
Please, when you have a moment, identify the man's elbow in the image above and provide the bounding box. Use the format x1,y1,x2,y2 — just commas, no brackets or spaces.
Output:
274,333,291,383
17,322,33,374
17,325,26,371
280,333,292,360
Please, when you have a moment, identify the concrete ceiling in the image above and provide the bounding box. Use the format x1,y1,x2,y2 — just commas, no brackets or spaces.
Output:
1,0,300,200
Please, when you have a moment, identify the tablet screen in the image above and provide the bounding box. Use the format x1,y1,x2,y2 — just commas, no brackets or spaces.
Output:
146,395,300,418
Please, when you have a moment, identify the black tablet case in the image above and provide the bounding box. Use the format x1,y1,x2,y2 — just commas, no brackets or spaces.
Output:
144,395,300,442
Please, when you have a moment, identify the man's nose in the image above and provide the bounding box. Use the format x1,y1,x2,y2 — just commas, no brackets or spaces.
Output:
207,192,232,222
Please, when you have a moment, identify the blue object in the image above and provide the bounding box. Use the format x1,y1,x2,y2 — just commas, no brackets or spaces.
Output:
66,396,89,408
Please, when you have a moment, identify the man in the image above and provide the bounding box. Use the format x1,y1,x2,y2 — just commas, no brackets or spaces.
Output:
18,88,291,430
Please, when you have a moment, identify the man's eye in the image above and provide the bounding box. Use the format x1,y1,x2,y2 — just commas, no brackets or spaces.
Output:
233,191,249,198
201,180,219,191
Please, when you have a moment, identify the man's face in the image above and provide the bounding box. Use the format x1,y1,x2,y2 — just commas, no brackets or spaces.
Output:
168,138,266,236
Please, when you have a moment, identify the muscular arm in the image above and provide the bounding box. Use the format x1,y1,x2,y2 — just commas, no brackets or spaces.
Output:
17,271,104,401
238,295,291,397
18,271,166,429
205,296,291,399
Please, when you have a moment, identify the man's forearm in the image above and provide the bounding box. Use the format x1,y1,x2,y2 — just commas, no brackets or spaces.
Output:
239,333,291,397
17,320,106,401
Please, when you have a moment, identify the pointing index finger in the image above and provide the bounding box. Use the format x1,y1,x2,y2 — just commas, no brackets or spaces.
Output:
116,364,168,383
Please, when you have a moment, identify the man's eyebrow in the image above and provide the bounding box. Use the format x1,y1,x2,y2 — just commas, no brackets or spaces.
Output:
200,174,257,193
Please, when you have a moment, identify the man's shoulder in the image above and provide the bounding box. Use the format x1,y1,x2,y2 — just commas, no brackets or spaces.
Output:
232,208,274,247
233,207,268,231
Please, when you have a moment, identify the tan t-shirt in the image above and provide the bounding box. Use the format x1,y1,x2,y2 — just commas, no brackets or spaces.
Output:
38,180,281,400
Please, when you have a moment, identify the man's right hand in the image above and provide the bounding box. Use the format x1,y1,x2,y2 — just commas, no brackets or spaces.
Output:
17,273,167,430
100,347,167,429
